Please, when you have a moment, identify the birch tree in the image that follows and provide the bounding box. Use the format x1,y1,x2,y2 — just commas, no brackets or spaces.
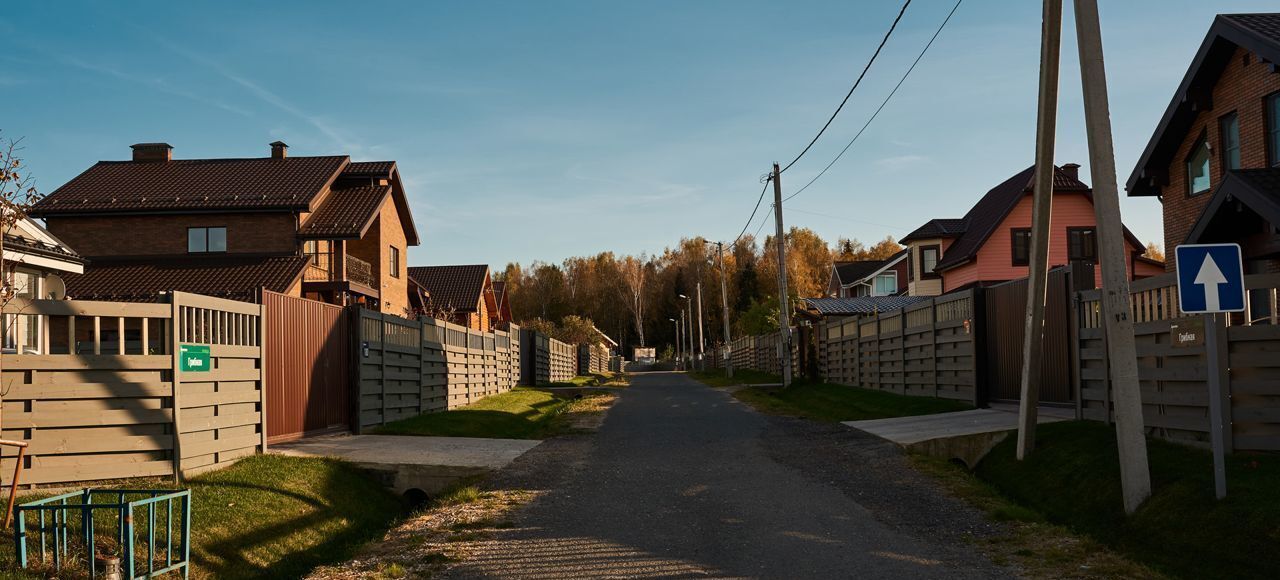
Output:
618,254,648,346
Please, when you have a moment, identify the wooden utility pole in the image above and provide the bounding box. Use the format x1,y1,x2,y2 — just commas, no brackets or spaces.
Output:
1016,0,1063,459
1073,0,1151,513
771,163,793,388
717,241,734,378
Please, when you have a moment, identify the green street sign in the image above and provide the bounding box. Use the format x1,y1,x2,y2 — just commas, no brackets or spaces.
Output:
180,344,211,372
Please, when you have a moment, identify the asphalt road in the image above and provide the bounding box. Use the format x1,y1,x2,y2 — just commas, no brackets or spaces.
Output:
445,372,1011,579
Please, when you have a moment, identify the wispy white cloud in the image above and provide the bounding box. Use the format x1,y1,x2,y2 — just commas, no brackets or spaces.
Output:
57,56,252,117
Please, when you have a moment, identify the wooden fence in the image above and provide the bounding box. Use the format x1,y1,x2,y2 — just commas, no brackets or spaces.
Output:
1,292,266,486
722,329,800,377
1076,272,1280,450
518,330,576,385
823,290,981,405
354,309,521,432
577,344,609,375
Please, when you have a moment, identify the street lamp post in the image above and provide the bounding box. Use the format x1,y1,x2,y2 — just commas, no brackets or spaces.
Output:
669,317,680,368
678,293,693,371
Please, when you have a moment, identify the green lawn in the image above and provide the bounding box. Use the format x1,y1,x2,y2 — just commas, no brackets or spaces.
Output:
973,421,1280,579
375,387,575,439
688,369,782,388
546,371,630,388
1,455,404,579
727,381,972,423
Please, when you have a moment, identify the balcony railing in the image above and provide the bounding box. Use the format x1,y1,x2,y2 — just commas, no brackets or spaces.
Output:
305,253,376,289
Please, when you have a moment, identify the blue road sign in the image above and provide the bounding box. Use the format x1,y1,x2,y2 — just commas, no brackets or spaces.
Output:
1175,243,1246,314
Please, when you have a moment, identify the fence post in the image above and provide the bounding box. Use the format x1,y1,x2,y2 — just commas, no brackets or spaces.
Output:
258,302,268,453
1068,281,1084,421
969,289,987,408
170,293,183,482
348,307,364,435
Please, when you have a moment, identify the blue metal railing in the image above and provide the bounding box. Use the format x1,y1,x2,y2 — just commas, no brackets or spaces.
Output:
15,488,191,578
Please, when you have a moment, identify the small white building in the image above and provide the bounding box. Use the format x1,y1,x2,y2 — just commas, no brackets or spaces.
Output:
3,217,85,354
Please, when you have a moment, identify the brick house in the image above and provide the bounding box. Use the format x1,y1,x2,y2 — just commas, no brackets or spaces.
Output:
29,142,421,314
1126,13,1280,275
826,249,909,298
901,164,1164,296
408,264,498,330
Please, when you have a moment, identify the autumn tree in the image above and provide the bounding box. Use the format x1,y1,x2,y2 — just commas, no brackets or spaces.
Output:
1145,241,1165,262
618,254,648,346
0,133,44,382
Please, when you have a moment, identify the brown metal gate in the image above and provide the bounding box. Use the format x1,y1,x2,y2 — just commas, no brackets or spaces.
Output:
263,290,351,443
982,267,1075,403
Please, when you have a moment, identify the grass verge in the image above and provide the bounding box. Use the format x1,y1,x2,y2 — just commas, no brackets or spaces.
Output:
375,387,619,439
546,371,629,388
0,455,404,579
728,381,972,422
687,369,781,388
967,421,1279,579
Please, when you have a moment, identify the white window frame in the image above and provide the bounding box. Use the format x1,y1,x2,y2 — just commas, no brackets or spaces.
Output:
872,272,898,296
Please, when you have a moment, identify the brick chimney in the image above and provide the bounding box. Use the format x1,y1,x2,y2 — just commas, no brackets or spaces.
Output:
270,141,288,159
1060,163,1081,180
131,143,172,162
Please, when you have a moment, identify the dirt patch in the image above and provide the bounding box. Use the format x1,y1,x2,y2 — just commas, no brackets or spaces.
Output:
563,393,617,432
306,489,540,579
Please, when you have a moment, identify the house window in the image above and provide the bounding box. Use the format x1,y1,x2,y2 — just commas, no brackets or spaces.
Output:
1011,228,1032,266
303,240,334,279
1186,136,1211,195
920,246,940,278
3,269,41,354
1068,227,1098,262
389,246,401,278
1220,112,1241,171
1268,93,1280,167
187,227,227,253
873,272,897,296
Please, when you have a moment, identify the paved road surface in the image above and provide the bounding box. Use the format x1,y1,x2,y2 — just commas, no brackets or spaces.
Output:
445,372,1010,579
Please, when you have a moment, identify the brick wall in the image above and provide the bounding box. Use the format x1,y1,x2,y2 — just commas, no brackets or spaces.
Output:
44,212,298,258
348,196,411,316
1159,46,1280,270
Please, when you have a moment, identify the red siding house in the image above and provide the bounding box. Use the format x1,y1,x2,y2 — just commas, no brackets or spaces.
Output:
901,164,1163,295
1126,13,1280,276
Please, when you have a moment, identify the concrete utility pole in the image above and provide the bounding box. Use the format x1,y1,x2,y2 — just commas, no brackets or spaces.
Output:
678,310,686,369
717,241,734,378
696,280,705,369
1073,0,1151,513
670,317,680,365
771,163,793,388
1016,0,1063,459
686,298,695,370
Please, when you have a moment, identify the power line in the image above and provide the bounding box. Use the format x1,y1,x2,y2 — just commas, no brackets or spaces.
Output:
777,0,912,175
752,206,773,239
783,0,963,203
732,175,773,246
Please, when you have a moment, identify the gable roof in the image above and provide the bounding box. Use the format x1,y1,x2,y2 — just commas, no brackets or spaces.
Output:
298,185,391,239
31,155,349,216
408,265,491,313
833,249,910,288
900,218,967,244
1126,14,1280,197
934,165,1091,271
336,160,421,246
1185,168,1280,244
64,255,308,303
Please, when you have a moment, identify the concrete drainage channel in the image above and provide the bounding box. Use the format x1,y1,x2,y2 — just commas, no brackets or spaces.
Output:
271,435,542,503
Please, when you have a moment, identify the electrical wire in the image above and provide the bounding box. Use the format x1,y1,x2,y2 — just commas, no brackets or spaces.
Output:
783,0,963,203
753,205,773,239
732,175,773,246
777,0,912,175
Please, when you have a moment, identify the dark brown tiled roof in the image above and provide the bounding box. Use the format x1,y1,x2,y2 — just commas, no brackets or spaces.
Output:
298,185,390,239
935,165,1089,271
342,161,396,176
900,218,968,244
834,260,888,286
64,255,308,302
408,265,490,313
31,155,349,216
1186,168,1280,244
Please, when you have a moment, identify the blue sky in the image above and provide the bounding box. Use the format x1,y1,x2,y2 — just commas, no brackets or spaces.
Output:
4,1,1274,267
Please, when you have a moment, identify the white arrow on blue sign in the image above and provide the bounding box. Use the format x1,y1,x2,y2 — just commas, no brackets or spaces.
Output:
1175,243,1246,314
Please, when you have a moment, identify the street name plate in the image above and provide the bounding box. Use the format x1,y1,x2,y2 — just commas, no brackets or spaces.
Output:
1169,317,1205,348
180,344,211,372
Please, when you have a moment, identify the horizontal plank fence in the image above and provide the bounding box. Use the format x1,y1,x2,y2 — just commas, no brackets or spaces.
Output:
578,344,609,375
1,292,266,486
1076,272,1280,450
823,290,981,405
723,329,799,378
518,330,576,385
354,309,522,432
